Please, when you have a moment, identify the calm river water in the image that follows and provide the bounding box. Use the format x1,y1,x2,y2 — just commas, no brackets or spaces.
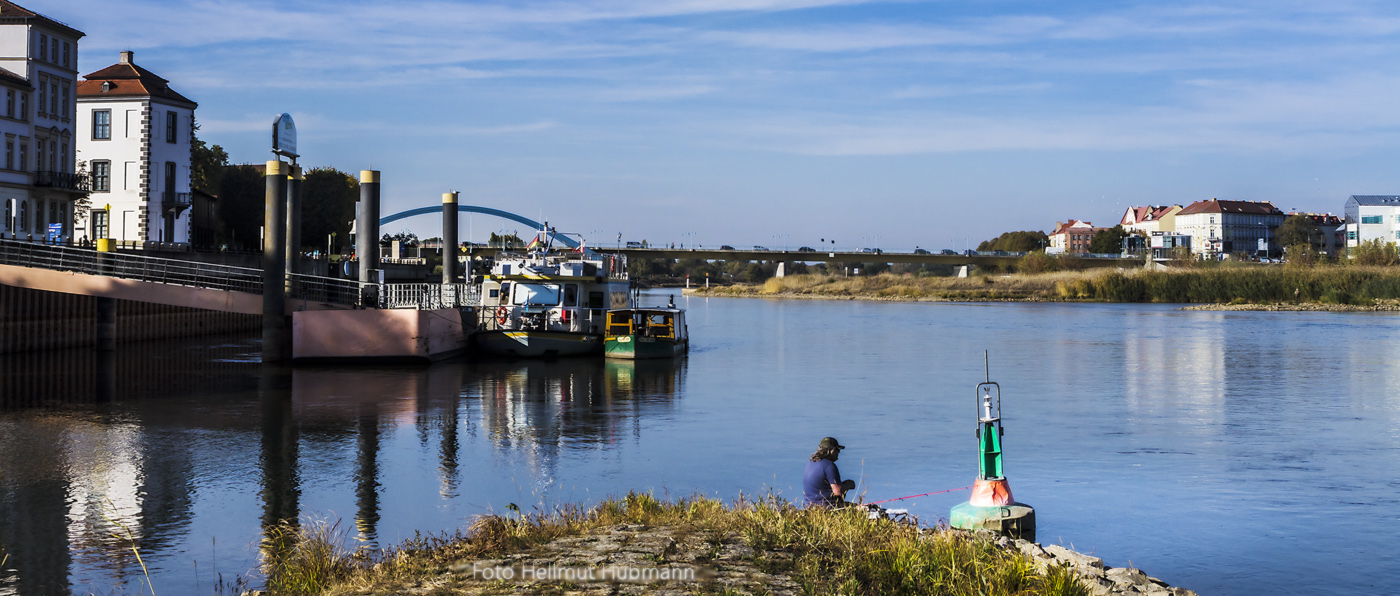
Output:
1,292,1398,595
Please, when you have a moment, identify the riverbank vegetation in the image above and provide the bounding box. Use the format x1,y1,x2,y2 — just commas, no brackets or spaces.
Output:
258,492,1088,596
692,265,1400,305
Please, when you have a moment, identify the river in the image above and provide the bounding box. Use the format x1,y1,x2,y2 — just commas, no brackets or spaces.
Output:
1,291,1397,595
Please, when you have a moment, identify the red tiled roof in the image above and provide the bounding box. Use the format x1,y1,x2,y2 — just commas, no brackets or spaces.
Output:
0,1,84,38
78,58,196,107
1178,199,1282,216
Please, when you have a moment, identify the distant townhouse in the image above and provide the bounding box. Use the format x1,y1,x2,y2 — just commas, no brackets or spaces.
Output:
76,51,196,244
1119,205,1182,236
1175,199,1285,257
1047,220,1107,254
1341,196,1400,252
0,1,84,242
1292,212,1343,256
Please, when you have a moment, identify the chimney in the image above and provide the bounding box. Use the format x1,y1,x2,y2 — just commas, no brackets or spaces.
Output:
119,51,133,64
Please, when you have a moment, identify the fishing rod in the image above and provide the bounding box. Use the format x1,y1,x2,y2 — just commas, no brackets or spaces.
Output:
865,485,972,506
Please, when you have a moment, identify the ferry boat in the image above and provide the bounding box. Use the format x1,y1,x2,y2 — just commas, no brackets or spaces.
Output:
604,301,689,359
473,237,633,358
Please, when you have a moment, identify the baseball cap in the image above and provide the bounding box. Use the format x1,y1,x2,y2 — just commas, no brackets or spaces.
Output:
819,437,845,450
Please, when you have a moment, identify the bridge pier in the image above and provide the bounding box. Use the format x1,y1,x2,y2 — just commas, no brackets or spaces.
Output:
956,265,973,278
442,192,458,284
263,160,290,362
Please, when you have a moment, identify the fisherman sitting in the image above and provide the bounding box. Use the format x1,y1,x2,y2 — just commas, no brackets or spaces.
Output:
804,436,857,508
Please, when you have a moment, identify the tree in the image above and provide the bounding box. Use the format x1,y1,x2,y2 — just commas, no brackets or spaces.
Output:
381,231,419,247
301,167,357,253
489,232,524,248
190,117,229,194
1275,214,1322,249
215,164,265,250
1351,238,1399,266
1088,226,1130,254
977,230,1050,252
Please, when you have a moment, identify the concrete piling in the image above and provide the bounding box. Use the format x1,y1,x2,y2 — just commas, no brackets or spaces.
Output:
263,160,289,362
95,297,115,351
442,192,459,284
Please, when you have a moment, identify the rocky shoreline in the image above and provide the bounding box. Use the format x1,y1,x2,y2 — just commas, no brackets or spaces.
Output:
315,523,1196,596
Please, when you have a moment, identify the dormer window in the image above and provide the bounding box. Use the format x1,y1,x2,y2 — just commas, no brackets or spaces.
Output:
101,81,111,92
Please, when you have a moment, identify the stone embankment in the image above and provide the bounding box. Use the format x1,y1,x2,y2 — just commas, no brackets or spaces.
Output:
322,523,1196,596
1183,301,1400,312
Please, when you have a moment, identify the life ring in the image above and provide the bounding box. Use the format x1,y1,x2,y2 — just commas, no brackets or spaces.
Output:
496,307,509,325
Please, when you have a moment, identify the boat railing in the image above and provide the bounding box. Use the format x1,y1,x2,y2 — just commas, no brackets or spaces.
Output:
379,283,477,309
480,305,609,332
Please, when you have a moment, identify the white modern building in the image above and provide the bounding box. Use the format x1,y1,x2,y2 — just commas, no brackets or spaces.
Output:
1341,195,1400,251
77,51,196,244
0,1,84,242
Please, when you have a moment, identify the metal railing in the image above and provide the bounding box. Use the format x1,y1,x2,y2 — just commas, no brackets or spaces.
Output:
0,237,368,307
379,283,477,309
33,171,90,191
162,191,191,210
480,304,606,333
0,237,263,293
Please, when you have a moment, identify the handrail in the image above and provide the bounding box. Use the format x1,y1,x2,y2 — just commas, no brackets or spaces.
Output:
378,283,478,309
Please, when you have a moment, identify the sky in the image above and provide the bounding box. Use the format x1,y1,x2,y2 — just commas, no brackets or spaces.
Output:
55,0,1400,250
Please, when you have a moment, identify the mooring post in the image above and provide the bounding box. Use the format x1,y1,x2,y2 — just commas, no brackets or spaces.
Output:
285,165,303,278
262,160,289,362
442,192,459,285
356,171,381,284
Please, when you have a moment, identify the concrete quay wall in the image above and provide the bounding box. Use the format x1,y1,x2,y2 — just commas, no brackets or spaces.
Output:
0,284,258,354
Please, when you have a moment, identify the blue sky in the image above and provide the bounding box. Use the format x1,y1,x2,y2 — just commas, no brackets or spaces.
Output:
61,0,1400,249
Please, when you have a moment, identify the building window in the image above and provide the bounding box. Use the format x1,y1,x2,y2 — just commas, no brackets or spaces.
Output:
18,143,25,171
48,82,56,116
18,93,26,121
5,140,12,170
36,78,45,116
50,38,57,63
1362,215,1383,224
93,209,108,239
5,90,11,118
60,82,68,119
17,201,26,232
48,202,58,231
62,42,70,68
60,142,66,173
166,111,177,143
34,139,43,169
93,110,110,139
1348,230,1358,240
37,34,46,61
48,140,55,172
92,160,110,192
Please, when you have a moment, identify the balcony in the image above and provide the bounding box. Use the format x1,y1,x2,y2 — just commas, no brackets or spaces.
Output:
162,191,191,215
33,171,90,192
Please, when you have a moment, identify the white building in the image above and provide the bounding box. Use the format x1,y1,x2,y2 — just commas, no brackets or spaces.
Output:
1342,195,1400,251
1047,220,1105,254
1175,199,1285,257
0,1,84,242
77,51,196,244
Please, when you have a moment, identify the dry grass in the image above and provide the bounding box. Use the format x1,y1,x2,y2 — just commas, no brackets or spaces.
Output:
268,492,1088,596
696,271,1122,302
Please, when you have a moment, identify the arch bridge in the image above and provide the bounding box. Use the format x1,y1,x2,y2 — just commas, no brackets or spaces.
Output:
379,206,579,248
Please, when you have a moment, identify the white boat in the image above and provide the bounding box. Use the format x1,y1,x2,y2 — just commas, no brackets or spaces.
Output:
472,239,633,358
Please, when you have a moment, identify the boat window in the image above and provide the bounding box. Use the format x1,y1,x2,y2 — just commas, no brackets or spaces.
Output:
488,289,499,298
499,283,510,303
512,283,561,305
564,284,579,307
588,291,605,309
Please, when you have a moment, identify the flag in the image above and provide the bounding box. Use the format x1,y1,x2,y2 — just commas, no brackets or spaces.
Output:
526,235,544,250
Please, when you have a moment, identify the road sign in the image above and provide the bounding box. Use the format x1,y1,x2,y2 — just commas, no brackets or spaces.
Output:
46,223,61,242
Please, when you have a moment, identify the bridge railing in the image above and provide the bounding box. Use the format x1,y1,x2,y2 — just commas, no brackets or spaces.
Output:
288,274,369,307
378,283,478,310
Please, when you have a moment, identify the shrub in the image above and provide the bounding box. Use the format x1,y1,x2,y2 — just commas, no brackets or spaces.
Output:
1351,239,1400,266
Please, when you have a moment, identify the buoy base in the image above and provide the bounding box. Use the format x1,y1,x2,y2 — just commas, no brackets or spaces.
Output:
950,501,1036,542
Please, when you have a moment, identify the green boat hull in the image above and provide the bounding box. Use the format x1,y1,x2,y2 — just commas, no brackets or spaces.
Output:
604,335,687,359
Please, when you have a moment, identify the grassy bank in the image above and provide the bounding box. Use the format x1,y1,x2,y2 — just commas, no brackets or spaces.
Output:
260,493,1089,596
690,267,1400,305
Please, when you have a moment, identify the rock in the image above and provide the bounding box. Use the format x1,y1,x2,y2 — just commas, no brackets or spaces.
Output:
1042,543,1104,577
1106,567,1151,587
